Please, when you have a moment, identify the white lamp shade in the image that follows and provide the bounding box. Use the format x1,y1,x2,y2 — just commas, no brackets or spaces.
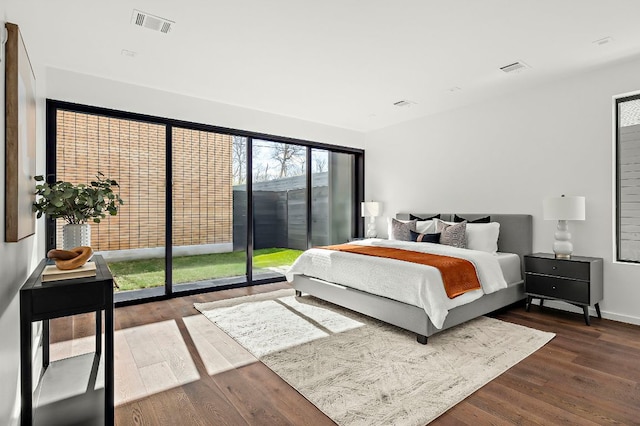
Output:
543,196,586,221
361,201,380,217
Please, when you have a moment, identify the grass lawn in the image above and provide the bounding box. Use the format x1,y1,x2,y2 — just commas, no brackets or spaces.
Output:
109,247,303,292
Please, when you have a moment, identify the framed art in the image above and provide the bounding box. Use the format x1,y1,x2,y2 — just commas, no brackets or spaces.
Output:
5,22,36,242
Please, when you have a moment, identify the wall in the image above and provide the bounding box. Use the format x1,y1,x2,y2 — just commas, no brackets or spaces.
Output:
365,55,640,325
0,14,45,426
46,68,365,151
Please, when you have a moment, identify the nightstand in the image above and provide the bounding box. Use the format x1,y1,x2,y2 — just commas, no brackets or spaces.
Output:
524,253,603,325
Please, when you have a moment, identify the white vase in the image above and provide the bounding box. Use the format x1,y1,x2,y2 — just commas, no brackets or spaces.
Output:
62,224,91,250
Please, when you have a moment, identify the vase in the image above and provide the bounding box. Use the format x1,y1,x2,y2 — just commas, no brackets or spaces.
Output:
62,224,91,250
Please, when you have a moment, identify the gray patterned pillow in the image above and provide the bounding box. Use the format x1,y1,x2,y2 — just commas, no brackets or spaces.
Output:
435,219,467,248
390,218,417,241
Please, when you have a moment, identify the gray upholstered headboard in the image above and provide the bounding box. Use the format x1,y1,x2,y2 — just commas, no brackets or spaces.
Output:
395,213,533,259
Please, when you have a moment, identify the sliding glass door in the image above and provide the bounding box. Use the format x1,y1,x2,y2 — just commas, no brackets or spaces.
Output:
54,109,167,294
171,128,247,292
311,149,355,246
251,139,306,280
48,100,363,302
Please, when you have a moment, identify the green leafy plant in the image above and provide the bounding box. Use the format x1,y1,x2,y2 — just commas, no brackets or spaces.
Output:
33,172,124,224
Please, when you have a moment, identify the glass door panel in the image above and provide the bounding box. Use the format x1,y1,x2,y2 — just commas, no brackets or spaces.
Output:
311,149,354,246
171,129,246,291
55,110,167,294
251,139,306,279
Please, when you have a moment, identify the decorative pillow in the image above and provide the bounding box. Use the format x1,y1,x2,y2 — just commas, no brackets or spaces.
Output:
435,219,467,248
466,222,500,253
410,230,440,243
410,213,441,221
388,218,417,241
454,214,491,223
387,218,409,239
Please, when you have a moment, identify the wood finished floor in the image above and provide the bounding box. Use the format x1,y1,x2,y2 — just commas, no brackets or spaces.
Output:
50,282,640,425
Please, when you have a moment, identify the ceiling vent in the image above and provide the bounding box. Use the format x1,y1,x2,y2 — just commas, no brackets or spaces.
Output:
121,49,138,58
393,100,415,107
593,36,613,46
131,9,174,34
499,61,530,74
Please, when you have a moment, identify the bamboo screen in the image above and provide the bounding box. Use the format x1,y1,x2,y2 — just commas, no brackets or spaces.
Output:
172,127,233,245
55,110,233,252
55,110,166,251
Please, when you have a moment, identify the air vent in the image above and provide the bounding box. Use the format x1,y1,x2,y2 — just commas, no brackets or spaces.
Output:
393,100,415,107
593,36,613,46
499,61,530,74
131,9,174,34
121,49,138,58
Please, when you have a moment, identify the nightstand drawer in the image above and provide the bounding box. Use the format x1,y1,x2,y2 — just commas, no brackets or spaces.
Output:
524,256,589,281
525,274,589,304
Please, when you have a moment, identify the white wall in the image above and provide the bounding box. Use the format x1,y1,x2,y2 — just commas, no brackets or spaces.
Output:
0,12,46,426
365,55,640,325
46,68,365,150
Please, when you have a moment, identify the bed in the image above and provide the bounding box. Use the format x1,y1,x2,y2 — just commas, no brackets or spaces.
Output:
286,213,532,344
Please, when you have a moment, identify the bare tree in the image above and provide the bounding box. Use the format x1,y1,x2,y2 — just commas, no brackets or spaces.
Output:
313,154,328,173
253,162,270,183
240,141,310,185
232,136,247,185
272,143,305,178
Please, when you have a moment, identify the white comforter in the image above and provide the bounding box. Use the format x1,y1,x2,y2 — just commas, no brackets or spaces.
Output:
285,239,507,329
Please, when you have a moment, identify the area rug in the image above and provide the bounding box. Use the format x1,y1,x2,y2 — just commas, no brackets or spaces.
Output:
194,289,554,425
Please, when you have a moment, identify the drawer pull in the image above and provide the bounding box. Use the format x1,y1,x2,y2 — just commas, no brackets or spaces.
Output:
552,286,556,290
552,266,557,270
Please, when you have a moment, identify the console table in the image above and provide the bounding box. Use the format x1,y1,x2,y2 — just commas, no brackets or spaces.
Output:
20,255,114,425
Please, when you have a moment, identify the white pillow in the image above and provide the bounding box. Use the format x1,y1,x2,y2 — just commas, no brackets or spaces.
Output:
466,222,500,253
415,220,436,234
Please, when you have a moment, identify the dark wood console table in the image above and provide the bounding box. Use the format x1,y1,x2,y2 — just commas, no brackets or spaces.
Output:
20,255,114,425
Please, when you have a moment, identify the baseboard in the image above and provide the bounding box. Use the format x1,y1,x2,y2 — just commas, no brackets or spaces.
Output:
598,311,640,326
540,300,640,326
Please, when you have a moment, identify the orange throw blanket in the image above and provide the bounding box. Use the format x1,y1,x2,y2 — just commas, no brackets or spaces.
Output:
321,244,481,298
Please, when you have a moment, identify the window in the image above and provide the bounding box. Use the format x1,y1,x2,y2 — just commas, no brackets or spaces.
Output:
46,100,364,302
616,94,640,262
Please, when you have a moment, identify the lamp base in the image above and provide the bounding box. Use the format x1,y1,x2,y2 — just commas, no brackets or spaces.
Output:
552,220,573,259
365,217,377,238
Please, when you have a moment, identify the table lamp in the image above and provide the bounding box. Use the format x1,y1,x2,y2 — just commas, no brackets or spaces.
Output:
543,195,585,259
361,201,381,238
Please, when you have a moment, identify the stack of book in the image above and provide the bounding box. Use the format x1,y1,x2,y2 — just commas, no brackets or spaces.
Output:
41,262,97,282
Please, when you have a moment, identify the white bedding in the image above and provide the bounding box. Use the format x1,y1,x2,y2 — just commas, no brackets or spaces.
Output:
495,252,522,285
285,239,509,329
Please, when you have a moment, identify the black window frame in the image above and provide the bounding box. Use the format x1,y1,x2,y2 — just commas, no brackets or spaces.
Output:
616,93,640,263
45,99,365,304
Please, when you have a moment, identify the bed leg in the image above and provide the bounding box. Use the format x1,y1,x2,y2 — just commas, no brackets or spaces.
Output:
417,334,428,345
295,290,302,297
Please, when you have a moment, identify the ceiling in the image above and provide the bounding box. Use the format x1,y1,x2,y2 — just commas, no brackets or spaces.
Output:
8,0,640,132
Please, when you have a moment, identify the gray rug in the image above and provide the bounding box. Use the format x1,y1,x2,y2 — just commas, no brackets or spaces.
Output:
195,289,554,425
